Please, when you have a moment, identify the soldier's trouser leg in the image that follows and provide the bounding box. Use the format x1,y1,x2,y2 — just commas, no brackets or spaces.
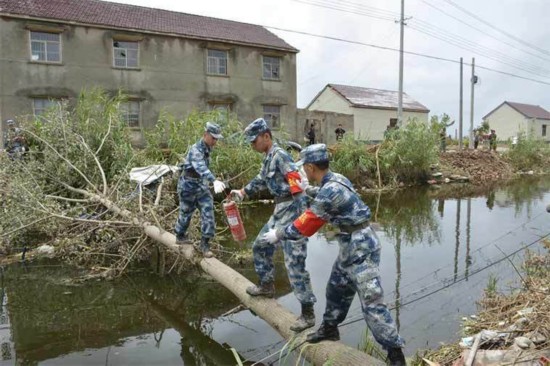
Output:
278,198,316,304
322,261,356,326
174,180,198,239
354,249,404,349
282,238,316,304
196,186,215,240
251,218,277,284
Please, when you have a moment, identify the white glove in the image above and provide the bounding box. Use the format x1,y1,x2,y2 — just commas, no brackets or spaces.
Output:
230,189,245,202
262,228,280,244
298,177,309,191
297,168,309,191
213,179,226,194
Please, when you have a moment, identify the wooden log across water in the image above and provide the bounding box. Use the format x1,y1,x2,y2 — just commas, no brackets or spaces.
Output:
82,190,386,365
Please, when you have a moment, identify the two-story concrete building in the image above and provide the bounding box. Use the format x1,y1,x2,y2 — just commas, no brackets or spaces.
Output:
482,101,550,142
0,0,298,146
306,84,430,142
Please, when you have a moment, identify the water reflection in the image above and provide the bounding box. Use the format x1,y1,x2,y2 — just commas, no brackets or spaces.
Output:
0,263,271,365
1,177,549,363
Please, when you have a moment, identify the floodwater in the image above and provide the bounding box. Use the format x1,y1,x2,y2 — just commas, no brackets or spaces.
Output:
1,177,549,365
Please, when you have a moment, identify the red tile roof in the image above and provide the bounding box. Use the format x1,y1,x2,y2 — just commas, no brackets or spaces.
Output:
501,101,550,120
325,84,430,113
0,0,297,52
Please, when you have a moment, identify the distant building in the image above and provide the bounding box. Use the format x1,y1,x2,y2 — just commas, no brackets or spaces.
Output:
306,84,430,141
0,0,298,147
482,101,550,142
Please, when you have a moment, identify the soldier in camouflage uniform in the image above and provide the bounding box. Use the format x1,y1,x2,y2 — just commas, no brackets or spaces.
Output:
174,122,226,258
231,118,317,332
262,144,406,366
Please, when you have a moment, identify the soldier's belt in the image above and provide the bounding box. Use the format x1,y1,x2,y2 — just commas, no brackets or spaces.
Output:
183,170,201,179
339,220,370,234
274,195,293,204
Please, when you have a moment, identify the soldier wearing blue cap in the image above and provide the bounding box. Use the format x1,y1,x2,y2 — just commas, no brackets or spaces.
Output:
262,144,406,366
174,121,226,258
230,118,317,332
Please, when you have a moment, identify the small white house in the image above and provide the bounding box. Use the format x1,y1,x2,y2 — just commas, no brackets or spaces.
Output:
482,101,550,142
306,84,430,141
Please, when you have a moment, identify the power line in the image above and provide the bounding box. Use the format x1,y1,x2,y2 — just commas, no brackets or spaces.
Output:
338,227,549,329
265,25,550,86
294,0,550,79
419,0,550,64
440,0,550,57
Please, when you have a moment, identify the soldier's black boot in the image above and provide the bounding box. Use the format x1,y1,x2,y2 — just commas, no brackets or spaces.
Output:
196,238,213,258
246,282,275,297
290,303,316,332
387,347,406,366
305,322,339,343
175,234,191,245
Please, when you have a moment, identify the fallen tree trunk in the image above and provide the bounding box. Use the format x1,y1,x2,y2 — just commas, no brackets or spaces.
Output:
85,189,384,365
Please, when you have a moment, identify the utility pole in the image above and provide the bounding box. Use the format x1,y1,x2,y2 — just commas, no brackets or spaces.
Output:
459,58,463,150
469,57,476,149
397,0,405,125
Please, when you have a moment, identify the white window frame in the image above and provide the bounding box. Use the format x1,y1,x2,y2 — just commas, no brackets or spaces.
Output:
113,40,140,68
121,101,141,127
29,31,62,63
263,56,281,80
207,49,228,75
32,98,58,116
263,105,281,129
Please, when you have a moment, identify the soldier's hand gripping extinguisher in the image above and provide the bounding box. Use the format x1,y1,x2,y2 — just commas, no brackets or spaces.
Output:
223,187,247,242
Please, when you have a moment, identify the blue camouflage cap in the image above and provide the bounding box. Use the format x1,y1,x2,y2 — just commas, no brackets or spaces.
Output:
296,143,329,166
244,118,269,142
205,121,223,139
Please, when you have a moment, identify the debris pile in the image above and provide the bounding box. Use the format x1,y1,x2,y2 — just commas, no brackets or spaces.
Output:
415,247,550,365
438,150,514,185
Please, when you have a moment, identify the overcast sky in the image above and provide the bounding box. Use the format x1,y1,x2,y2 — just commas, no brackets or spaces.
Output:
112,0,550,135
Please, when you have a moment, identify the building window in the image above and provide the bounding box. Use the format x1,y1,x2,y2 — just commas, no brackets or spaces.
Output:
207,49,228,75
208,103,231,121
263,105,281,129
113,41,139,68
30,31,61,62
33,98,58,116
121,101,140,127
543,124,547,137
263,56,280,80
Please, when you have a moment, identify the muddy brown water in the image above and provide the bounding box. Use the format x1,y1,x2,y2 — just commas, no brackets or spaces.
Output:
1,177,549,365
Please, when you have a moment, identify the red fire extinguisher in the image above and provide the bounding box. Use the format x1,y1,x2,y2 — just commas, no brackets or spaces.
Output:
223,197,247,242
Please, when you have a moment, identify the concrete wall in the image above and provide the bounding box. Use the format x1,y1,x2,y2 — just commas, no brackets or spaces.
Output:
530,118,550,142
353,108,428,141
307,87,351,114
0,17,297,147
483,104,528,140
306,87,428,141
296,109,353,145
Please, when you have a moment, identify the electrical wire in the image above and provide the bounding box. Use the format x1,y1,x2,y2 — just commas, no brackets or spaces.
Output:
264,25,550,86
337,228,549,329
342,210,548,322
418,0,550,64
440,0,550,57
294,0,550,79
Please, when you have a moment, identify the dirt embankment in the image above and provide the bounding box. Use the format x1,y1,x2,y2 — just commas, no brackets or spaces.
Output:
438,150,514,185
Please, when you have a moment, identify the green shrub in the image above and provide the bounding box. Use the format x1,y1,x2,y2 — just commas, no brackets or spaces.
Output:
143,109,262,189
505,132,550,171
330,134,375,183
379,119,439,183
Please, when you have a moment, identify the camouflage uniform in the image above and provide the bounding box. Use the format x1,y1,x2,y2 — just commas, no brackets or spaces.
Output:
278,144,404,350
174,124,222,242
243,119,316,305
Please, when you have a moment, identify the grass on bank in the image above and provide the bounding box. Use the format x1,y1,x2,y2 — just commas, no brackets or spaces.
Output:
411,247,550,365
